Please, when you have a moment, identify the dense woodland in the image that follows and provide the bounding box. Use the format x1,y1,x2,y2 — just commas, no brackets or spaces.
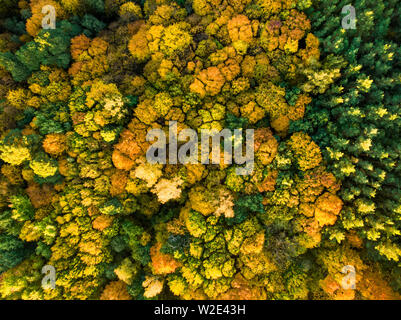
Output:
0,0,400,300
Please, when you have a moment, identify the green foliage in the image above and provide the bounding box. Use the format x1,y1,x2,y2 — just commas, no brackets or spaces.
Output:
225,113,248,130
0,24,82,82
120,220,151,265
9,195,35,222
0,235,32,273
299,0,401,264
227,194,264,225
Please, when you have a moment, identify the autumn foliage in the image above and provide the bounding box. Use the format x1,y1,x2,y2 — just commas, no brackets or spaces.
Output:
0,0,400,301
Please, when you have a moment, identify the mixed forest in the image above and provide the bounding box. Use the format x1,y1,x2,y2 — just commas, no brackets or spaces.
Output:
0,0,400,300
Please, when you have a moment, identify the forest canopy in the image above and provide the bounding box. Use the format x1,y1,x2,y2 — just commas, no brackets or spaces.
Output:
0,0,400,300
